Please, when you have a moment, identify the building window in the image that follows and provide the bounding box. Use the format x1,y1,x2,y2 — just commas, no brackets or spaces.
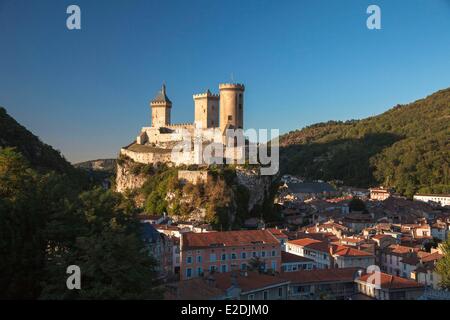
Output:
221,265,227,273
228,115,232,121
263,291,269,300
221,254,227,261
261,251,266,258
272,250,276,257
231,253,237,260
252,252,257,258
197,256,202,263
197,267,203,276
187,256,192,264
210,254,216,262
278,287,283,297
241,252,247,259
272,261,277,270
186,268,192,278
248,294,254,300
241,263,247,270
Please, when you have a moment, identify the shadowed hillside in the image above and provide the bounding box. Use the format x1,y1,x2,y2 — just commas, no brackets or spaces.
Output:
0,107,75,174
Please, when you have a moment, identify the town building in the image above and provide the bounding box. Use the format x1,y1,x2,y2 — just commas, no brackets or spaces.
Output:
165,271,290,300
331,245,376,269
141,223,174,279
369,187,393,201
180,230,281,280
355,271,424,300
281,268,361,300
285,238,331,269
281,251,315,272
413,194,450,207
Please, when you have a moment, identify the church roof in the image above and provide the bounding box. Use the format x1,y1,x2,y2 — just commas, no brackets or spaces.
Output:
151,84,172,104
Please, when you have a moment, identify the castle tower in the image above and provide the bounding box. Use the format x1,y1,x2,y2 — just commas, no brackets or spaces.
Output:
150,84,172,127
219,83,245,132
193,90,219,129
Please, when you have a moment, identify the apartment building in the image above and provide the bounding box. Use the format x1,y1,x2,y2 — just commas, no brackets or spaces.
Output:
180,230,281,280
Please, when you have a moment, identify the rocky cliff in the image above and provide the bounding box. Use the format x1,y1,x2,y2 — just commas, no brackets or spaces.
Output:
115,157,149,193
235,167,273,212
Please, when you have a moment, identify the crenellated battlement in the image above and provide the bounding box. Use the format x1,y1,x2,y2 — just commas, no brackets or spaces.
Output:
219,83,245,90
193,91,220,99
151,100,172,106
168,122,194,128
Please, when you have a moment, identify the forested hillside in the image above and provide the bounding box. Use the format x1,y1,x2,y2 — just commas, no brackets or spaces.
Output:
280,88,450,197
0,107,74,174
0,107,162,299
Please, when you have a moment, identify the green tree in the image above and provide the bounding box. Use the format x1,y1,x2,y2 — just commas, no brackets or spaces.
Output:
436,239,450,289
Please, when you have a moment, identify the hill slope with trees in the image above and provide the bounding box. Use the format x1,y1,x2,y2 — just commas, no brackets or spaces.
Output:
0,107,162,299
280,88,450,197
0,107,75,174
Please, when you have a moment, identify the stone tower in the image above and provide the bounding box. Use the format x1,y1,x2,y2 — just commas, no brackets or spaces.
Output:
151,84,172,127
193,90,220,129
219,83,245,132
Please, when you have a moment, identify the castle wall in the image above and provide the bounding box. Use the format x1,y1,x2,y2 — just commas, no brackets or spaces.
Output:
120,147,172,164
178,170,209,185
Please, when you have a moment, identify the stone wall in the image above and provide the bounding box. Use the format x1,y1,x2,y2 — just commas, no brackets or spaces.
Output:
178,170,209,185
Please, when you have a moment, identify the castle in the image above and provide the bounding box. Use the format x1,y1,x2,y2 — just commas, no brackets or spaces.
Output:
120,83,247,166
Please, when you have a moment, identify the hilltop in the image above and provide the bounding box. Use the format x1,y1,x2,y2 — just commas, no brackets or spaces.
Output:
280,88,450,197
74,159,116,172
0,107,75,174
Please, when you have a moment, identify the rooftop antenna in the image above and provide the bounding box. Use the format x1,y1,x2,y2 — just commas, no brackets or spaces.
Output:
230,72,234,82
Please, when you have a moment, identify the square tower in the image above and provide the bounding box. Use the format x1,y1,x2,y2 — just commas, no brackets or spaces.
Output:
193,90,220,129
151,84,172,128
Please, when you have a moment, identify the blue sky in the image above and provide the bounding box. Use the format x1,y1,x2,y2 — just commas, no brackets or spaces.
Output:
1,0,450,163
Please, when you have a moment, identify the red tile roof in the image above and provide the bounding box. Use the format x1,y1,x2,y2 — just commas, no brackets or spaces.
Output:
287,238,329,253
332,245,374,257
385,244,417,256
341,237,365,244
372,234,393,240
288,238,321,247
421,251,443,263
358,272,424,290
181,230,280,250
267,228,289,239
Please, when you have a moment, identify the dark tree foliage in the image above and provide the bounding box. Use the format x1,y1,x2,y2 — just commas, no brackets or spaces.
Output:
348,197,367,213
279,88,450,197
0,148,162,299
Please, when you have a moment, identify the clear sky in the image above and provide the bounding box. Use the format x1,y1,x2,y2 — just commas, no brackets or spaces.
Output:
1,0,450,163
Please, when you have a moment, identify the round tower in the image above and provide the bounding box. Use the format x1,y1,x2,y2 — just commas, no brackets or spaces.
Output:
219,83,245,132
